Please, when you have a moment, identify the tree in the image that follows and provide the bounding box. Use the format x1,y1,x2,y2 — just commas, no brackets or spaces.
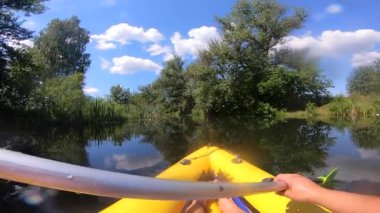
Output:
157,56,194,115
191,0,308,115
6,49,43,110
33,73,86,121
140,56,194,116
109,85,131,105
33,16,90,78
262,48,332,109
347,61,380,95
217,0,306,56
0,0,47,108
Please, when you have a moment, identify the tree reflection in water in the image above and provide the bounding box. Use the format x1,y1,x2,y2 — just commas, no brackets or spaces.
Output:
2,117,380,212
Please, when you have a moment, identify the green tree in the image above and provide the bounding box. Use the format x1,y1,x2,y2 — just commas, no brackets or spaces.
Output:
347,62,380,95
262,48,332,109
191,0,308,115
6,49,43,110
218,0,306,55
0,0,46,108
157,56,194,115
33,16,90,78
33,73,86,122
139,56,194,116
109,85,131,105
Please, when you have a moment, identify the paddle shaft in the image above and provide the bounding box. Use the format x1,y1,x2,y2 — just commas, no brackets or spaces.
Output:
0,149,288,200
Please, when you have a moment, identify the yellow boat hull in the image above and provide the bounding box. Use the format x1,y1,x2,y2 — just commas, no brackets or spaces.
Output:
101,146,328,213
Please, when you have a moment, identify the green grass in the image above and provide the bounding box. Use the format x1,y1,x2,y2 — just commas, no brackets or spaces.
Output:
286,94,380,120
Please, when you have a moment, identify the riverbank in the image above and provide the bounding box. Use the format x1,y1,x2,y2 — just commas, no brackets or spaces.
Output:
286,94,380,120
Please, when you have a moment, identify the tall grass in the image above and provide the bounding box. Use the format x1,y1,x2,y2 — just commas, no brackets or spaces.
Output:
328,94,379,118
82,98,128,124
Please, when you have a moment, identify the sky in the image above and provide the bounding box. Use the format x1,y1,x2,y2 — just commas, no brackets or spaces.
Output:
20,0,380,96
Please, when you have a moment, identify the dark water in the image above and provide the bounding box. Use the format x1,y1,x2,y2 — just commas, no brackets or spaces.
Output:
1,117,380,212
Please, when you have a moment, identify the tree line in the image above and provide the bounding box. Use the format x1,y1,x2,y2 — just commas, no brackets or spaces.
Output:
134,0,332,118
2,0,378,125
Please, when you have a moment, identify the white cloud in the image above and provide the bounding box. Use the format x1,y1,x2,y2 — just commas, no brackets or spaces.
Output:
22,20,37,30
100,57,110,70
91,23,164,50
19,39,34,48
109,55,162,75
96,40,116,50
352,51,380,67
6,38,34,49
282,29,380,66
83,87,99,95
105,152,164,171
171,26,221,57
147,43,171,56
147,43,174,61
326,4,343,14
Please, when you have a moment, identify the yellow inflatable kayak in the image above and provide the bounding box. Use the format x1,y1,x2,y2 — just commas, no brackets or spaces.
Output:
101,146,328,213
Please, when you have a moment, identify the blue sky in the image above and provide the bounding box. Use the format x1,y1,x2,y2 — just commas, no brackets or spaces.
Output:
20,0,380,96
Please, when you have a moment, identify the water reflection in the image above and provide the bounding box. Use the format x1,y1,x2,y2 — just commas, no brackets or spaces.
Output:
193,118,335,174
86,137,168,176
0,117,380,212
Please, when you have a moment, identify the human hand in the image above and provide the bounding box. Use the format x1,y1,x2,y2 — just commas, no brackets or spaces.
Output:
274,174,325,203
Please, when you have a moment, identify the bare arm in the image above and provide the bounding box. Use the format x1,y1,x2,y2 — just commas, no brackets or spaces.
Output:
274,174,380,213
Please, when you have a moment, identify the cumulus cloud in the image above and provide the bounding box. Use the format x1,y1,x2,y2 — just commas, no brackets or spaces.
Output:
171,26,221,57
326,4,343,14
281,29,380,67
91,23,164,50
6,38,34,49
83,87,99,95
109,55,162,75
147,43,174,61
100,57,111,70
352,51,380,67
96,40,116,50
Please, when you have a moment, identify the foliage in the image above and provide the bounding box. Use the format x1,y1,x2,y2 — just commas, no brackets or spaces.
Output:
0,0,47,108
109,85,131,105
347,62,380,95
305,102,317,117
3,49,42,110
326,94,379,118
189,0,330,116
138,56,194,116
82,98,128,124
159,56,194,115
32,16,90,78
255,102,276,118
0,0,335,125
32,73,86,122
217,0,306,55
270,48,332,109
328,95,352,117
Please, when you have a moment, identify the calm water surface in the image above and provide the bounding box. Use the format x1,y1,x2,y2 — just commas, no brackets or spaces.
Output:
1,118,380,212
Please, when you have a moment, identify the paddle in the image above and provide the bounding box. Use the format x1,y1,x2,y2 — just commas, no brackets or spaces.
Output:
0,148,288,200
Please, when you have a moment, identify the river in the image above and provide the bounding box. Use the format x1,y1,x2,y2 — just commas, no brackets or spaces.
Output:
1,117,380,212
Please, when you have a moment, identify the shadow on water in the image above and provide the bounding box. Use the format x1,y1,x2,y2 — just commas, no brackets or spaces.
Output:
0,116,380,212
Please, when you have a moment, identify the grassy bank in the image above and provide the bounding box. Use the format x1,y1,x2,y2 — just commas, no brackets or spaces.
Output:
286,95,380,120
